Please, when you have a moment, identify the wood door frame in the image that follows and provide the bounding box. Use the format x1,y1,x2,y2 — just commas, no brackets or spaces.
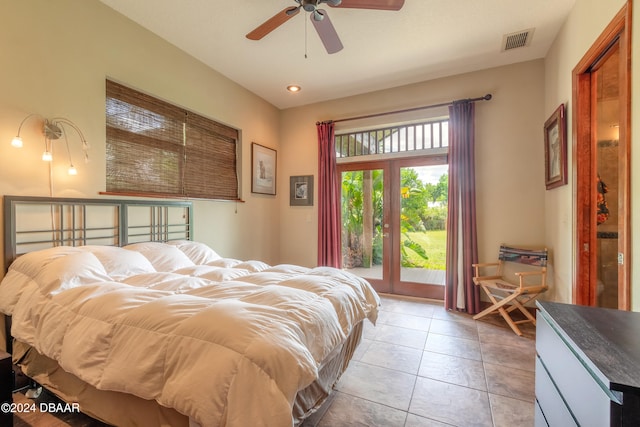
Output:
573,3,631,308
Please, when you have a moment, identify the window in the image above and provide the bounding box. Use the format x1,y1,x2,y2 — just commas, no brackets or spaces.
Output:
335,119,449,158
105,80,239,200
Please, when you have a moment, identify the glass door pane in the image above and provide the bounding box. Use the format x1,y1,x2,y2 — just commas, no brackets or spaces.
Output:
399,165,448,286
340,167,390,292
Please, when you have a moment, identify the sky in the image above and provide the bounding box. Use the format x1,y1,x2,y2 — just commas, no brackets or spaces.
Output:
414,164,448,185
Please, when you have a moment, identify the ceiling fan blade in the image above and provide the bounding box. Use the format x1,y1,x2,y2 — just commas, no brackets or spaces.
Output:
246,7,300,40
311,9,343,54
329,0,405,10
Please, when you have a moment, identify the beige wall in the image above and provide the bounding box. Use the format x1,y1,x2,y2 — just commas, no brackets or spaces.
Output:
543,0,638,308
279,61,547,269
0,0,283,271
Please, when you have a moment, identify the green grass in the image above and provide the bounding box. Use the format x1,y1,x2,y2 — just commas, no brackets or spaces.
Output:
402,230,447,270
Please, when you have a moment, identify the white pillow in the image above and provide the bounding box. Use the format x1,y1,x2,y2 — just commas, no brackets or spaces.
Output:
9,246,84,279
32,251,111,294
124,242,194,272
166,240,222,265
84,245,156,279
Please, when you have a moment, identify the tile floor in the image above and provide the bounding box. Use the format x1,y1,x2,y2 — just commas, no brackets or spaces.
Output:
302,294,537,427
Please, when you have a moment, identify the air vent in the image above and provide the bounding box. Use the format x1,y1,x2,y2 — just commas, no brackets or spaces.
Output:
502,28,535,51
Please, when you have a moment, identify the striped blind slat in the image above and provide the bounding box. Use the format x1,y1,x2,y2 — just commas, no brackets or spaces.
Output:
106,80,239,200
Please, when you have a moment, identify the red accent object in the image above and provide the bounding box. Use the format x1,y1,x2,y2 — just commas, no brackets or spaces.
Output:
317,121,342,268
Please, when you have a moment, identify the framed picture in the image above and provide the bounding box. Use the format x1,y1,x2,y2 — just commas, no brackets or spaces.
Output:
252,143,276,195
290,175,314,206
544,103,567,190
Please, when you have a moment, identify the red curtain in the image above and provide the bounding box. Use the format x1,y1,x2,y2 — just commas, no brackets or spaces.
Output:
317,121,342,267
445,102,481,313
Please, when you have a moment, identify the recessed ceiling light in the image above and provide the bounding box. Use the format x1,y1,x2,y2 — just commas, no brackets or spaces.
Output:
287,85,301,93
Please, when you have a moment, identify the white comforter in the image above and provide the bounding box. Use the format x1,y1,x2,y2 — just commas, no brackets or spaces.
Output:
0,241,379,426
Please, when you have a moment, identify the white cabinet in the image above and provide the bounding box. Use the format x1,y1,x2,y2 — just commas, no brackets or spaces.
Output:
535,302,640,426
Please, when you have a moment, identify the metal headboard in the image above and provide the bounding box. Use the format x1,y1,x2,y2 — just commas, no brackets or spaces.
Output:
3,195,193,272
2,195,192,356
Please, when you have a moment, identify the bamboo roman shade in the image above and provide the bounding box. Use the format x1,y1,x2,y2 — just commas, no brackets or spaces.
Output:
106,80,239,200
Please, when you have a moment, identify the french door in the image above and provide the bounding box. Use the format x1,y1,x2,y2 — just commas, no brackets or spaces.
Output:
339,155,447,299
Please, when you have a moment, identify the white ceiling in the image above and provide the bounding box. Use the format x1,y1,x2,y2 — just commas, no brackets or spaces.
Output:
99,0,576,110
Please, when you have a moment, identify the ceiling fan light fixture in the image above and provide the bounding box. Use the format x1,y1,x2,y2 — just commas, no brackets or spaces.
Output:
285,6,300,16
287,85,302,93
300,0,320,12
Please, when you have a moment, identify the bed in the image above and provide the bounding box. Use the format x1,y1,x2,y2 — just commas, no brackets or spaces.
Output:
0,196,379,426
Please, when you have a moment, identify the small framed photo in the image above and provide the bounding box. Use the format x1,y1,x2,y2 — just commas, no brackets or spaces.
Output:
252,143,277,195
544,104,567,190
290,175,314,206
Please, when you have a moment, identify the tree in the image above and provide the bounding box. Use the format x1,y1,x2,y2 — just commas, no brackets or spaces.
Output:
400,168,428,232
435,174,448,204
422,174,448,204
341,169,448,269
341,170,384,268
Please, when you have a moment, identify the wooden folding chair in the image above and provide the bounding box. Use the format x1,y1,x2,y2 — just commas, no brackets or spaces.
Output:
472,245,548,336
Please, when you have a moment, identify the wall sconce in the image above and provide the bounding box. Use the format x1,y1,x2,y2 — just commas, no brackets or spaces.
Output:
11,114,89,175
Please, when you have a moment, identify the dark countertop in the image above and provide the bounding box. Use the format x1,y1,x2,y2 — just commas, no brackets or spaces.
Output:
537,301,640,395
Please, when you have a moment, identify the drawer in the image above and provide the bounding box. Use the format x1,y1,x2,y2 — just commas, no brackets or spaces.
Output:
535,356,577,427
536,314,615,427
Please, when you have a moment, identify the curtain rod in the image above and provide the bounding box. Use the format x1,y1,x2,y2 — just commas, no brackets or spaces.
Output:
319,93,492,125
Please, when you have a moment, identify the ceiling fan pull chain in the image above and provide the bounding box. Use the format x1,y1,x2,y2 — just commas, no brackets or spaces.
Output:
305,14,308,59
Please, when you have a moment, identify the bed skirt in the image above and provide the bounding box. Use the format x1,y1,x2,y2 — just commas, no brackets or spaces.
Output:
12,320,364,426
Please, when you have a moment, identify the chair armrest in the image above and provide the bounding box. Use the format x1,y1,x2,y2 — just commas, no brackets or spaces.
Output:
472,262,500,279
472,262,499,268
514,271,544,277
473,275,502,284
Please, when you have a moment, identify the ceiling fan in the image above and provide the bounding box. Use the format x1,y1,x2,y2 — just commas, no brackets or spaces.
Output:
246,0,405,54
